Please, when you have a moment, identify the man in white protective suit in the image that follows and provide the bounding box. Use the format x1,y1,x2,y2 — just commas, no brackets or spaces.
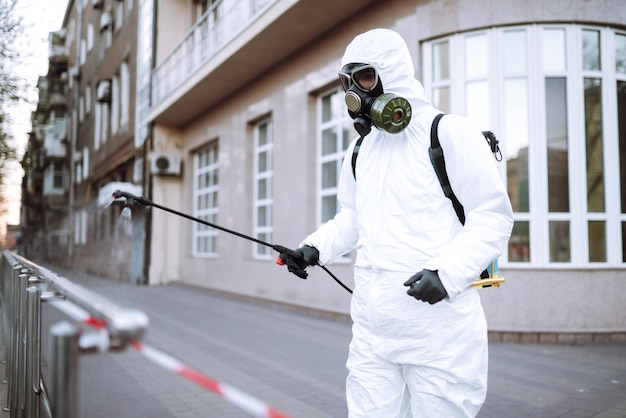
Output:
279,28,513,417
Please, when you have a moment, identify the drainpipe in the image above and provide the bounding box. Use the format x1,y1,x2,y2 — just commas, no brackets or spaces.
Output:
67,1,83,268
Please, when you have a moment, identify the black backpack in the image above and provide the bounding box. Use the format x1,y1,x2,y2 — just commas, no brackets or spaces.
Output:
351,113,502,279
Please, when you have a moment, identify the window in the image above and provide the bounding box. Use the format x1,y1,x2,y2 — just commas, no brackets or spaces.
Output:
53,161,64,189
253,119,273,258
317,89,353,225
99,13,113,60
74,210,87,245
423,25,626,267
135,0,153,147
94,101,109,149
197,0,209,18
431,40,451,112
87,23,94,52
111,75,120,133
194,0,220,63
116,1,124,29
75,161,82,186
193,141,219,256
618,32,626,261
80,38,86,65
94,103,101,149
120,61,130,128
83,147,89,181
85,84,92,115
79,95,85,122
133,155,143,183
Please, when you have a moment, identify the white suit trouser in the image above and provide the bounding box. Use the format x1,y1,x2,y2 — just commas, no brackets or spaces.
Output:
346,322,487,417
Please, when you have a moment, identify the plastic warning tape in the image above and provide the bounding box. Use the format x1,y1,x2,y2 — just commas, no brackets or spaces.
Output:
48,299,108,329
49,298,292,418
131,341,291,418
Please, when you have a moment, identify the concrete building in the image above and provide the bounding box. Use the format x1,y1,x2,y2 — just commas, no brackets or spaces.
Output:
65,0,144,282
145,0,626,340
21,29,69,263
25,0,626,339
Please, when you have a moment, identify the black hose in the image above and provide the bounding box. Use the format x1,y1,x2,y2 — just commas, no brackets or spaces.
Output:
112,190,353,294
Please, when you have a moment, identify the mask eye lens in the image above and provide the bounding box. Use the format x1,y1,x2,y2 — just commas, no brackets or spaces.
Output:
338,73,352,91
353,67,377,91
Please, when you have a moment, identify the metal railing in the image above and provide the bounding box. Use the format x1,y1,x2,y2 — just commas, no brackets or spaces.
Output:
150,0,276,109
0,250,294,418
0,250,149,418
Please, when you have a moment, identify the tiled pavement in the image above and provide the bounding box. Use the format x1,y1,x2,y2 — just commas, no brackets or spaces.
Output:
1,265,625,418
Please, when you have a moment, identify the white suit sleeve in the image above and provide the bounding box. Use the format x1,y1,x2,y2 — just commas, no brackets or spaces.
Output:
422,115,514,299
300,142,360,266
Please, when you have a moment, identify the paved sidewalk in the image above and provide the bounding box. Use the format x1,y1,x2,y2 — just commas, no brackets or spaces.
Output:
2,265,626,417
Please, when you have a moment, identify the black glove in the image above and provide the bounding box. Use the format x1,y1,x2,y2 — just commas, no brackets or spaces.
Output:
278,245,319,279
404,269,448,304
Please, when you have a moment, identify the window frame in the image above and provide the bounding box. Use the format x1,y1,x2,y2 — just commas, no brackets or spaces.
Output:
192,140,220,258
422,24,626,268
252,118,273,259
315,87,355,262
316,87,352,226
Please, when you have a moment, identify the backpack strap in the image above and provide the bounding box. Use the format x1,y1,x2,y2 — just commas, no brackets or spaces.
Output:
429,113,466,225
430,114,489,279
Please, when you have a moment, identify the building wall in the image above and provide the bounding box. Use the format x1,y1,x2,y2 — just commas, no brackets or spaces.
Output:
147,0,626,332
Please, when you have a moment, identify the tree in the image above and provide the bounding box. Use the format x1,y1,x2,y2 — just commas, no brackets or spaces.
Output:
0,0,24,217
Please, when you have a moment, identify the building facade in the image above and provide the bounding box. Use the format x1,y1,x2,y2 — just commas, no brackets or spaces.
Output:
24,0,626,338
145,0,626,338
65,0,145,282
22,0,146,282
21,29,69,263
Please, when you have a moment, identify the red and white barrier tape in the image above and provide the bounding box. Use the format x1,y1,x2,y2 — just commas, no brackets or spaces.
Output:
48,299,107,329
48,299,110,351
49,298,292,418
131,340,291,418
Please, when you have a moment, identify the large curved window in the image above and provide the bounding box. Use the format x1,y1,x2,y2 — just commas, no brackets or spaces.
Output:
423,25,626,267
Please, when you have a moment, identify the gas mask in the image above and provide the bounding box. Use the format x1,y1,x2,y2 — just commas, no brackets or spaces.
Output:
338,63,412,136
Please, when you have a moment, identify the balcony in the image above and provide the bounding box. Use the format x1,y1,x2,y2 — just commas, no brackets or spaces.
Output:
49,92,67,108
49,43,68,64
149,0,377,127
48,30,68,64
43,117,67,158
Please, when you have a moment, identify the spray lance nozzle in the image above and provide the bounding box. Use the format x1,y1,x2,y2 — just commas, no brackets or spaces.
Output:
112,190,153,207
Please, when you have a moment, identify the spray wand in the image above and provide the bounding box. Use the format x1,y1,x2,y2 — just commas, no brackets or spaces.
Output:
112,190,353,294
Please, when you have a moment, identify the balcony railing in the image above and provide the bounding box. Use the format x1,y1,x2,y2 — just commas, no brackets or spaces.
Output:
48,43,68,63
150,0,276,110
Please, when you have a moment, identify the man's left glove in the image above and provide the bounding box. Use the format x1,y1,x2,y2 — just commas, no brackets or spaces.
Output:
278,245,319,279
404,269,448,304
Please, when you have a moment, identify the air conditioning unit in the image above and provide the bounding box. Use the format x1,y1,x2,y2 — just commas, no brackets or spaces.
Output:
96,79,111,103
150,153,181,176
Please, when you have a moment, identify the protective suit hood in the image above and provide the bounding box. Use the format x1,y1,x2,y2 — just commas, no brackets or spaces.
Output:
341,28,430,115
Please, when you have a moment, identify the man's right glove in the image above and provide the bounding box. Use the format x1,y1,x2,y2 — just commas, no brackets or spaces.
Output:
277,245,319,279
404,269,448,304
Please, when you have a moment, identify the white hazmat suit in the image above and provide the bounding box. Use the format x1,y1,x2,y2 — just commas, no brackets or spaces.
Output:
300,29,514,417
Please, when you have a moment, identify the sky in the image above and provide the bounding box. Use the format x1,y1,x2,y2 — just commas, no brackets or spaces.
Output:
2,0,69,227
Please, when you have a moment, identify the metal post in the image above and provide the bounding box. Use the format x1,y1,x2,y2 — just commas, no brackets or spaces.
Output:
15,273,30,418
9,270,28,418
49,321,79,418
25,285,42,418
3,265,22,413
2,262,21,413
